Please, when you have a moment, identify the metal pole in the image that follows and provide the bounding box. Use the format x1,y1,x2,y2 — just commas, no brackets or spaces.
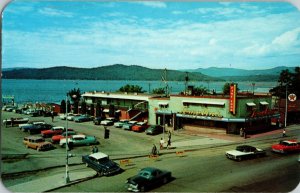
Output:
284,84,287,128
163,110,165,141
65,95,70,184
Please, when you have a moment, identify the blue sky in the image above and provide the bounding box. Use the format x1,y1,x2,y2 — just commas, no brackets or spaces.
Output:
2,1,300,70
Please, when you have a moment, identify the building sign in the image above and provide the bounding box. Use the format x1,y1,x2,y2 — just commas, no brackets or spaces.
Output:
229,84,237,114
288,93,297,102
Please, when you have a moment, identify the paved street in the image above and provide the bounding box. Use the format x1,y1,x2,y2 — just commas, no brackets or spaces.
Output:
1,111,300,192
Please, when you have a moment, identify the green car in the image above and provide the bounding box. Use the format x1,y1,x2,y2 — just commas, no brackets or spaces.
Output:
59,134,99,147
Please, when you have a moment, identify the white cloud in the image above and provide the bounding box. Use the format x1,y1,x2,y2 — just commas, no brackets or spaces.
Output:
134,1,166,8
38,7,73,17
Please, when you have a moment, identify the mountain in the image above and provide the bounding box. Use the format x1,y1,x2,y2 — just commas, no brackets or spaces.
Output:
2,64,220,81
185,66,297,77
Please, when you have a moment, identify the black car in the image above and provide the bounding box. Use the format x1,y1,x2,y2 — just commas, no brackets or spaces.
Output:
145,125,163,135
93,117,103,125
126,167,172,192
27,123,53,134
82,152,121,176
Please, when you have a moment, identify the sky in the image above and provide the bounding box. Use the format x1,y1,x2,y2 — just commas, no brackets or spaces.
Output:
2,0,300,70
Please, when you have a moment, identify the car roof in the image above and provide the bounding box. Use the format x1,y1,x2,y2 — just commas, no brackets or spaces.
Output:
89,152,108,159
72,134,86,138
282,140,298,144
24,136,44,140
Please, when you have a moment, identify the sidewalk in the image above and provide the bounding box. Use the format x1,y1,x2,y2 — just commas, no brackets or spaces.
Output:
7,170,97,192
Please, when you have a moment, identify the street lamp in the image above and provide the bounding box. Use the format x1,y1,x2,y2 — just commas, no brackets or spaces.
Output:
252,83,255,95
65,95,70,184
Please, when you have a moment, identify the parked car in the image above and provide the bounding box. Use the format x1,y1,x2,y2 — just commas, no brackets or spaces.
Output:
132,122,149,132
93,117,103,125
145,125,164,135
41,126,71,138
123,121,138,130
74,114,93,122
51,131,77,144
126,167,172,192
100,117,116,126
24,109,37,115
20,122,45,132
27,123,53,134
225,145,266,161
67,114,81,121
3,117,29,126
59,113,73,120
23,136,54,151
271,139,300,154
114,119,129,128
82,152,121,176
59,134,99,148
19,120,45,129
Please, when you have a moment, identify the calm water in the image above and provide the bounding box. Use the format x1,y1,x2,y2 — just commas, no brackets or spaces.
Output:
1,79,277,104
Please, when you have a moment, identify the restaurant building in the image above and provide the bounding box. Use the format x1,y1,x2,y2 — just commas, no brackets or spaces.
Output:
82,87,280,135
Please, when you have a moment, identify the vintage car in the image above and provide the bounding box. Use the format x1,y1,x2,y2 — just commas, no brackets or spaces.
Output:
100,117,116,126
59,134,99,148
23,123,53,134
145,125,164,135
19,120,45,129
225,145,266,161
132,122,149,132
271,139,300,154
67,114,81,121
23,136,54,151
41,126,70,138
59,113,73,120
123,121,138,131
74,114,93,122
82,152,121,176
126,167,172,192
93,117,103,125
114,119,129,128
3,117,29,126
51,131,77,143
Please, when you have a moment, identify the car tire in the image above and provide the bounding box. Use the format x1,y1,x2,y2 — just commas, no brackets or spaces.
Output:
139,186,145,192
97,171,104,177
237,156,242,161
163,177,168,184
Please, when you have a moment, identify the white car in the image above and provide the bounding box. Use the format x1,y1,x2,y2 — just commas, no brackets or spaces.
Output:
18,121,45,129
100,117,115,126
114,119,129,128
225,145,266,161
67,114,80,121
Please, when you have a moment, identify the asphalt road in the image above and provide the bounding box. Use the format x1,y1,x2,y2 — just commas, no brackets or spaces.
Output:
1,111,300,192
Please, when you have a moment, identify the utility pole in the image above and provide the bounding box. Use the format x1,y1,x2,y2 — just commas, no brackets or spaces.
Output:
185,72,189,95
284,84,288,128
65,95,70,184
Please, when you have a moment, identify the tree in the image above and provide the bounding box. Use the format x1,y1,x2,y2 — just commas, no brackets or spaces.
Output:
223,82,239,95
270,67,300,97
60,100,66,113
193,86,209,96
152,87,165,94
81,101,87,114
118,84,145,93
96,102,102,117
67,88,81,114
90,103,95,116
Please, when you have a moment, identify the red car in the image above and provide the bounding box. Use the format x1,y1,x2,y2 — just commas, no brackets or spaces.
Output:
41,126,73,138
51,131,77,143
132,122,148,132
271,139,300,153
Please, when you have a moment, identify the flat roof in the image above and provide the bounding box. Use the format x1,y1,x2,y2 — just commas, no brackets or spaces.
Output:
82,92,154,101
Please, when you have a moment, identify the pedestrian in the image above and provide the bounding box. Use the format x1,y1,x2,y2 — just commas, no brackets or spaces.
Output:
92,145,99,153
240,128,244,137
160,138,164,150
152,144,157,155
10,117,14,127
167,136,171,149
244,129,247,139
51,111,54,122
168,130,171,140
282,129,286,137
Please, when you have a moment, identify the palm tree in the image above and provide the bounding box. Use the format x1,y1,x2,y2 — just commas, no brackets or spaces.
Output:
67,88,81,114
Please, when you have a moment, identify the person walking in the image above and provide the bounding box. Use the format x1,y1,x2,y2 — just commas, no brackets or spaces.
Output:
92,145,99,153
282,129,286,137
167,136,171,149
151,144,157,156
160,138,164,150
51,111,54,122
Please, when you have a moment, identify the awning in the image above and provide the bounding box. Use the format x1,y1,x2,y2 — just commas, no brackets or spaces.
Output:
260,101,269,105
182,100,225,106
158,102,169,106
246,102,256,106
103,109,109,113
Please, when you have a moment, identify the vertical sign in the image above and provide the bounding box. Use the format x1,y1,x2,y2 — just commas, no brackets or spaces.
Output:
229,84,237,115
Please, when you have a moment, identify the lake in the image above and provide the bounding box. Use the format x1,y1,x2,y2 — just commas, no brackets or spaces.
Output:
1,79,277,104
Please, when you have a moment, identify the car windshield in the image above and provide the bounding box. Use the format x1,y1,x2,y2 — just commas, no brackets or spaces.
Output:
279,141,292,146
236,146,248,152
138,171,151,179
98,157,110,164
